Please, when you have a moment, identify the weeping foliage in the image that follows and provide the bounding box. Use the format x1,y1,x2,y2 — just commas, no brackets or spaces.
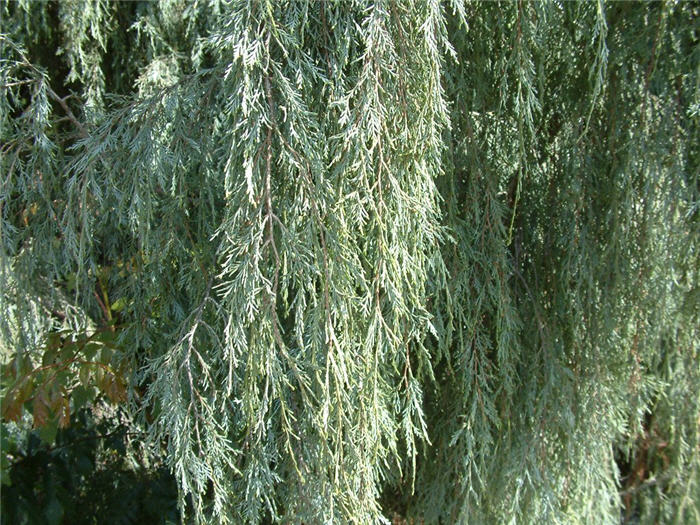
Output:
1,1,698,523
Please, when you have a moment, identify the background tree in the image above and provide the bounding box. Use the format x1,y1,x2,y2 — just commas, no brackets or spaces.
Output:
1,1,698,523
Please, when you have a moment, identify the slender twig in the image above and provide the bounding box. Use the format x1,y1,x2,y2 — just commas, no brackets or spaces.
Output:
43,84,89,139
9,429,145,468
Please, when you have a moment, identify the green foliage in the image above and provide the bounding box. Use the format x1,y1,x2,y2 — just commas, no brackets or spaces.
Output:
1,1,698,524
1,407,179,525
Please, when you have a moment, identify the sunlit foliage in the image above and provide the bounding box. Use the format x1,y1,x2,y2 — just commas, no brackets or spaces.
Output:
1,1,698,523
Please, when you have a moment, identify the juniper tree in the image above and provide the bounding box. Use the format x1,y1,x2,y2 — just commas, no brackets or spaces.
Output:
1,1,698,523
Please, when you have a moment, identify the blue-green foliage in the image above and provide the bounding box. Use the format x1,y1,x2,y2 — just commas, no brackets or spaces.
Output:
1,1,698,524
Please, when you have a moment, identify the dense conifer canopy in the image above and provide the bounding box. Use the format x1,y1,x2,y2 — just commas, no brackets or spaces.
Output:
1,1,698,523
